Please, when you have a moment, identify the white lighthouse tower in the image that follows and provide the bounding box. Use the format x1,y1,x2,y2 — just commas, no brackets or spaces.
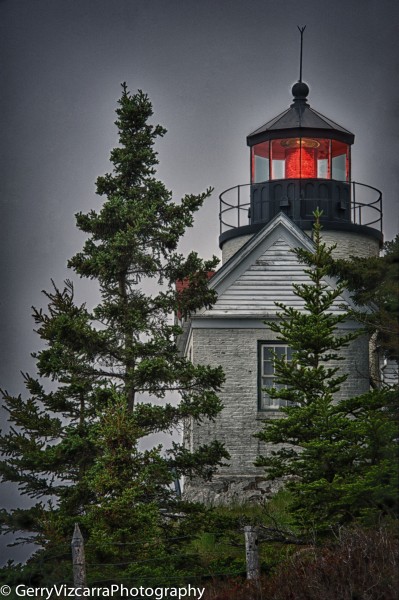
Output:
180,75,383,505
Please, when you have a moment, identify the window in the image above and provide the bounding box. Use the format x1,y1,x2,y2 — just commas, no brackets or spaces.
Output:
259,343,292,410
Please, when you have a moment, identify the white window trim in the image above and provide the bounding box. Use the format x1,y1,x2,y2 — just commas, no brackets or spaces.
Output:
258,341,292,411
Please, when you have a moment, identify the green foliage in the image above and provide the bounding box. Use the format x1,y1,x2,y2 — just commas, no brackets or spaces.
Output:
327,234,399,361
0,85,228,583
180,490,299,582
256,210,398,533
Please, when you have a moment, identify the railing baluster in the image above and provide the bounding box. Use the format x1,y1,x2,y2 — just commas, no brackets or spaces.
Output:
353,182,360,225
238,186,241,228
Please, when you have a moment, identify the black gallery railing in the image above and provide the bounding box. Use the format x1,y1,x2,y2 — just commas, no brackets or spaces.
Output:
219,180,383,235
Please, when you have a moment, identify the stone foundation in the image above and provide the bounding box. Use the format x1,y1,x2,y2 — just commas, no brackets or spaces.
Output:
183,475,283,506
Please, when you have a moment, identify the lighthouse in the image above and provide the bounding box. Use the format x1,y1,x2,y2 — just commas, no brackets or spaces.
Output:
180,70,383,505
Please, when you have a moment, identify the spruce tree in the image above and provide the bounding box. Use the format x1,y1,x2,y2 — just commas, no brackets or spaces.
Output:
256,211,398,533
0,85,228,582
326,234,399,363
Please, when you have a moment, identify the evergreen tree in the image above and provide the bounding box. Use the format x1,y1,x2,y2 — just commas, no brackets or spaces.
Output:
326,235,399,363
256,211,398,533
0,85,228,582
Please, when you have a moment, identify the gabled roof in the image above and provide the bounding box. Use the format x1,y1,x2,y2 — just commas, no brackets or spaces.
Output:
195,212,358,319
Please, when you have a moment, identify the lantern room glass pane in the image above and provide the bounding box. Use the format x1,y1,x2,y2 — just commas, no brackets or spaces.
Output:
272,159,285,179
252,142,269,183
317,159,328,178
255,156,269,182
332,140,349,181
332,155,346,180
271,139,285,179
316,139,330,178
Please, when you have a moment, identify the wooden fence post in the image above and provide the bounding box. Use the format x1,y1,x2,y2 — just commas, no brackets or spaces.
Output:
244,525,260,581
71,523,87,588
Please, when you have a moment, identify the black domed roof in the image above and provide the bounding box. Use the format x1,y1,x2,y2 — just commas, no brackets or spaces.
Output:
247,81,354,146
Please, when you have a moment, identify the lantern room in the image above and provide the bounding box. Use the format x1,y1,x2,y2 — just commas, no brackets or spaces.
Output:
245,81,356,228
249,82,352,183
218,79,383,255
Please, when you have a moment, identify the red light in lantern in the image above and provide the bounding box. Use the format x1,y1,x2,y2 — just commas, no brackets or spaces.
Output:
281,138,319,178
286,147,316,178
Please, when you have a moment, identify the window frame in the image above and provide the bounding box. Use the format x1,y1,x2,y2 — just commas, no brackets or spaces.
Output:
257,340,292,411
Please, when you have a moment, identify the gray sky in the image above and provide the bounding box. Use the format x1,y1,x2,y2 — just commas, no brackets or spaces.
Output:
0,0,398,563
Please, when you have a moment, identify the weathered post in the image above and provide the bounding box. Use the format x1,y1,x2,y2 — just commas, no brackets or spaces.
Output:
244,525,260,581
71,523,87,589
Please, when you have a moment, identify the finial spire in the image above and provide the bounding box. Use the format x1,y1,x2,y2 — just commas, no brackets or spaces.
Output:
297,25,306,82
